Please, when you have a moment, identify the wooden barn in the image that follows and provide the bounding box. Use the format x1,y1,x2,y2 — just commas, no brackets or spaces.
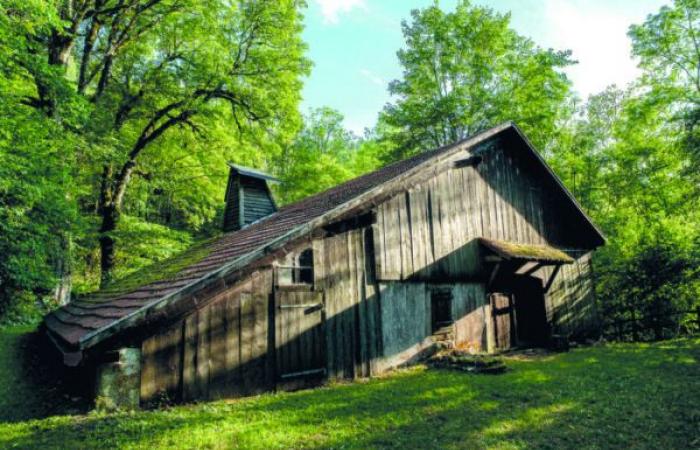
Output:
43,122,605,408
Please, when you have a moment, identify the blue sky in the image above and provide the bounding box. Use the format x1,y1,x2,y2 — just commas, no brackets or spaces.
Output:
301,0,669,134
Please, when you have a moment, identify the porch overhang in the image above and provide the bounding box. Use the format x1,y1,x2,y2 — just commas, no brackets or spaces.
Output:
479,238,574,292
478,238,574,265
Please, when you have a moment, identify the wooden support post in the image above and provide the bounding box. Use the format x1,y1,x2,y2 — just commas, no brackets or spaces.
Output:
543,265,561,293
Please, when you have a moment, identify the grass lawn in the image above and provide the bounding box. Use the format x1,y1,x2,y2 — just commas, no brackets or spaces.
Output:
0,327,698,449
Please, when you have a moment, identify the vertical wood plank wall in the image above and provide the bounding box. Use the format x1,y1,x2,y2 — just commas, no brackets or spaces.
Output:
319,228,382,380
140,270,273,405
542,252,599,338
374,143,555,282
373,141,599,340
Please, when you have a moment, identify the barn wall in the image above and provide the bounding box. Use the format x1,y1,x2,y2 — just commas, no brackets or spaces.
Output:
541,252,599,339
318,227,382,380
378,282,430,369
376,282,489,370
451,283,490,352
372,138,600,344
140,268,273,406
374,141,555,281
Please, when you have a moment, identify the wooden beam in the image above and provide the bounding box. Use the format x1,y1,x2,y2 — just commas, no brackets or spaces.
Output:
516,261,542,276
543,265,561,293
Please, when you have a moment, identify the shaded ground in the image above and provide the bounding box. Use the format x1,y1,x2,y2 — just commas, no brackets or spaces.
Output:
1,327,698,449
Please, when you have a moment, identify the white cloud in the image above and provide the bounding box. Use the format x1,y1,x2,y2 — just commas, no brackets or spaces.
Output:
541,0,654,100
315,0,367,25
359,68,385,86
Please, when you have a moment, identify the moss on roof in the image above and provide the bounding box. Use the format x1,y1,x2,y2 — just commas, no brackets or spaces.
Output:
479,238,574,264
84,236,219,300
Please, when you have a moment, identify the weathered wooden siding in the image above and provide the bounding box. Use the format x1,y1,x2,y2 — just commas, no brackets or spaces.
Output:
451,283,490,352
379,282,430,367
374,142,559,281
542,252,599,338
241,177,276,227
319,228,382,380
140,269,273,405
138,136,602,405
372,139,599,346
377,282,489,368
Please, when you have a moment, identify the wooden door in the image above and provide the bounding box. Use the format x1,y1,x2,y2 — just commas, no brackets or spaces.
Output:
275,289,326,389
490,293,515,351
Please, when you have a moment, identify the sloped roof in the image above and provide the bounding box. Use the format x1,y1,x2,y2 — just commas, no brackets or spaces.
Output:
44,122,604,359
479,238,574,264
228,163,280,183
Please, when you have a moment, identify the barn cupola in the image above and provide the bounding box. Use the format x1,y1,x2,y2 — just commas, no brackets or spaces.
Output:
223,163,279,232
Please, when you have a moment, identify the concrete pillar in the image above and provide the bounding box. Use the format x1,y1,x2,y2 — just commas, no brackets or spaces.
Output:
94,347,141,411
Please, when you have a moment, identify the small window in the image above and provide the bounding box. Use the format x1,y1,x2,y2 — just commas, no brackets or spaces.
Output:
294,248,314,284
431,288,453,332
277,248,314,286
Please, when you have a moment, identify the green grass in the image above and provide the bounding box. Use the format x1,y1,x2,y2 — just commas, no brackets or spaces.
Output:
1,328,699,449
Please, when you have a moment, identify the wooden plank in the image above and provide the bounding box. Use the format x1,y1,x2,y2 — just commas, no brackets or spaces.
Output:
351,229,365,378
168,323,183,401
239,292,254,394
182,312,198,401
477,160,491,240
342,230,355,378
444,169,459,275
195,306,210,399
140,334,157,403
505,151,519,243
495,150,507,241
398,192,413,279
373,206,385,280
208,301,226,398
224,293,241,396
355,229,369,377
324,235,337,379
252,275,269,393
381,196,402,280
410,188,427,273
428,177,443,276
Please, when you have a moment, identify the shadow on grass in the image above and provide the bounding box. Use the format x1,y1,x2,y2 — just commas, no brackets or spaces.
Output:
2,338,698,449
0,327,91,423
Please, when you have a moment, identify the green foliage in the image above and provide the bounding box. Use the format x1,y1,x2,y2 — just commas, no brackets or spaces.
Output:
0,91,82,316
548,0,700,341
96,229,215,297
380,0,574,158
1,327,698,447
629,0,700,179
277,107,383,203
0,0,310,314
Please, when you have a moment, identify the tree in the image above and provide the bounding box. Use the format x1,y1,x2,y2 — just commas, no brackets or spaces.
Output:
629,0,700,180
549,84,700,340
5,0,309,286
278,107,358,203
379,0,574,158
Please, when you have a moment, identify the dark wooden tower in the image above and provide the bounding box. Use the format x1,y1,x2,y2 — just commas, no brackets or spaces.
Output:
223,163,279,232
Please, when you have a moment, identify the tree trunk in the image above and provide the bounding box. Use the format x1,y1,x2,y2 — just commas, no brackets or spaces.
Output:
99,204,119,288
53,232,72,305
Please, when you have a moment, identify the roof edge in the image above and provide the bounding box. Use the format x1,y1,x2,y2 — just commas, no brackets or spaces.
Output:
508,124,606,246
227,162,280,183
